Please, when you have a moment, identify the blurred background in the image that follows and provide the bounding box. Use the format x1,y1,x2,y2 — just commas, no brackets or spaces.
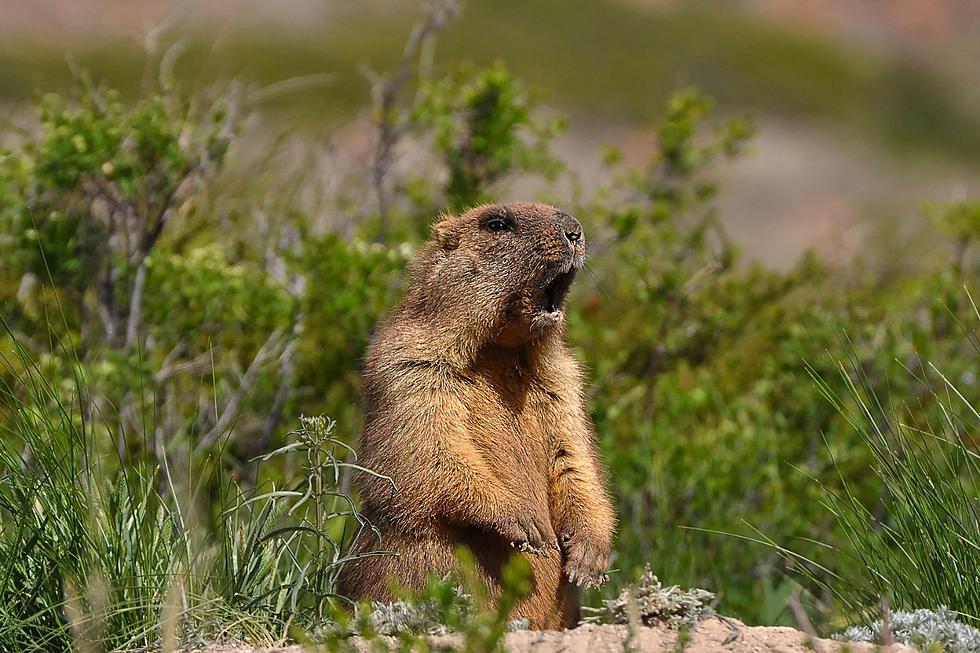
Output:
4,0,980,265
1,1,978,648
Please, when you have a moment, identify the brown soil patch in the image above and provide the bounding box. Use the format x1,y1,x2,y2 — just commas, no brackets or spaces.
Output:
201,617,916,652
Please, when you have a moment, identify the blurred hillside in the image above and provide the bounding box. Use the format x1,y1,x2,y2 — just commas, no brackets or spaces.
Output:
2,0,979,266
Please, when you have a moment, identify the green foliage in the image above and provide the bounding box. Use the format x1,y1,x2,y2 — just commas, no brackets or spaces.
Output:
294,234,410,428
362,58,566,240
0,359,176,652
4,74,233,296
145,244,294,353
0,74,308,481
1,16,979,648
561,87,978,622
220,414,392,628
414,61,565,210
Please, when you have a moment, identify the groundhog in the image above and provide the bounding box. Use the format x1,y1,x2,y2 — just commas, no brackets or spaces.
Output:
337,202,616,629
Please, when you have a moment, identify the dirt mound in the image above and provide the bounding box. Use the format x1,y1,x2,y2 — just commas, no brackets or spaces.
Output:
203,618,917,652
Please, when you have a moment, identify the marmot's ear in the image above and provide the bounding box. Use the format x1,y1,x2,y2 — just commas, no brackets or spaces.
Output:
433,219,460,250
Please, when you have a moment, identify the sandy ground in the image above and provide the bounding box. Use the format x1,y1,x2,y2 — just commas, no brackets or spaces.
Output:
201,618,916,652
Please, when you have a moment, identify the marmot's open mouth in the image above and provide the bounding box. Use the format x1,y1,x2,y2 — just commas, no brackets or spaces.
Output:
541,269,577,314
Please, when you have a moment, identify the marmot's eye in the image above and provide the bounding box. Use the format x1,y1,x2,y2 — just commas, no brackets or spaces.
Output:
484,218,511,233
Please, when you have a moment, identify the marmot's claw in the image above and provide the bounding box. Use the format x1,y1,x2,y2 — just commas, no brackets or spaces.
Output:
514,541,551,557
500,510,557,556
567,569,607,589
563,532,611,589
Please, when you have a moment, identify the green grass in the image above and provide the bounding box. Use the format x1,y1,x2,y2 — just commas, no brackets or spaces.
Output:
0,326,384,651
0,334,187,650
800,311,980,625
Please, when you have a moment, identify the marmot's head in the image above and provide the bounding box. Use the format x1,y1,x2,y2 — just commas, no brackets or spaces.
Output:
409,202,585,348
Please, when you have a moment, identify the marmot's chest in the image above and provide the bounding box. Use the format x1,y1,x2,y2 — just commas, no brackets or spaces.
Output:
459,368,567,467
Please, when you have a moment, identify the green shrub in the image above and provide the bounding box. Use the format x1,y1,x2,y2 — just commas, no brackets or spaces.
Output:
549,86,979,620
413,60,565,211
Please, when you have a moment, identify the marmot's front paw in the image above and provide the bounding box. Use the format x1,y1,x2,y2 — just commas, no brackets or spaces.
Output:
561,529,610,588
499,511,560,558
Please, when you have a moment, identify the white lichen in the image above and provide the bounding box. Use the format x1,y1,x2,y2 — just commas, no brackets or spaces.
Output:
582,565,715,628
360,599,455,636
356,584,471,636
836,606,980,653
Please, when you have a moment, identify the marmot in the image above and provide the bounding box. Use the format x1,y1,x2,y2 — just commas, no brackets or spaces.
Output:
337,202,616,629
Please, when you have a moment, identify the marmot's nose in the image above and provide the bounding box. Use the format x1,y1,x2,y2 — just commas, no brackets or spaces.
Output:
559,212,584,244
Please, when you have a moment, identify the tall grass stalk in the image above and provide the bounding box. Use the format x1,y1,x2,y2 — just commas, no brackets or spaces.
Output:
801,316,980,625
0,325,384,651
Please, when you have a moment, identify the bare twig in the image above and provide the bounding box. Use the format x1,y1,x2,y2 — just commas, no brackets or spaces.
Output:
142,5,185,91
154,390,181,500
154,352,213,385
123,158,206,354
158,36,188,84
247,74,336,105
95,272,120,346
365,0,461,238
137,182,180,259
880,598,895,648
195,327,287,453
787,588,824,653
248,323,301,486
123,259,148,351
10,330,45,354
715,614,742,644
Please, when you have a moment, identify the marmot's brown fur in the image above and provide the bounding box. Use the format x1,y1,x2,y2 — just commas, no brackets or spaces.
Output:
337,202,616,629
